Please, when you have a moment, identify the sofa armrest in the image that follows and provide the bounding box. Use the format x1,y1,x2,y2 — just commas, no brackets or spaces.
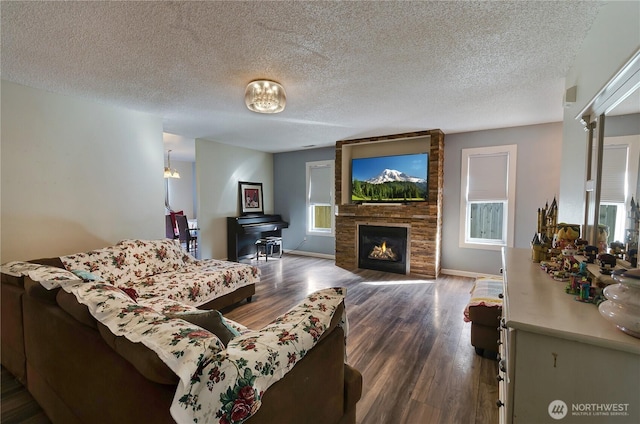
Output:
344,363,363,412
171,287,348,424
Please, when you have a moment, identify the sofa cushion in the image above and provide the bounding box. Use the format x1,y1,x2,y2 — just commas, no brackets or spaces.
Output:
24,278,60,303
61,245,132,285
1,258,64,284
27,266,82,290
57,289,97,329
30,257,66,268
61,239,195,285
97,322,179,385
122,262,259,308
116,239,192,278
167,309,240,346
1,261,45,277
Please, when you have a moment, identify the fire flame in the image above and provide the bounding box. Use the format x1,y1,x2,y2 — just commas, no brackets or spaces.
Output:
368,240,397,261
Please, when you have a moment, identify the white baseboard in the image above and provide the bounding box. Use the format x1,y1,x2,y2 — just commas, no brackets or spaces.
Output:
286,250,336,260
440,268,502,280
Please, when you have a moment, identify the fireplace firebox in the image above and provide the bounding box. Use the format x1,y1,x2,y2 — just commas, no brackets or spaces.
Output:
357,224,409,274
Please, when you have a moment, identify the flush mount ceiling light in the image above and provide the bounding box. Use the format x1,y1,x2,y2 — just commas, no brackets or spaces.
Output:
245,80,286,114
163,150,180,179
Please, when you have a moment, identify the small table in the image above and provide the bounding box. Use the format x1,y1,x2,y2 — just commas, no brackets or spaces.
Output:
255,237,282,261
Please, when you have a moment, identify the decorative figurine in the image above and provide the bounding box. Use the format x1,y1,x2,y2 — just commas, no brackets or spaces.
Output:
628,248,638,268
597,225,609,253
609,241,625,259
597,252,617,275
531,233,545,263
555,223,580,250
574,238,588,253
584,245,598,263
566,261,589,295
580,281,591,301
531,198,558,262
624,197,640,261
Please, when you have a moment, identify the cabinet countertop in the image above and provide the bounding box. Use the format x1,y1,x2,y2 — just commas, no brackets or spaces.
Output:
501,247,640,355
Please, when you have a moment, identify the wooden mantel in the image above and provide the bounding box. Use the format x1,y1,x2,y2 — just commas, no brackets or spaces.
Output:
335,130,444,278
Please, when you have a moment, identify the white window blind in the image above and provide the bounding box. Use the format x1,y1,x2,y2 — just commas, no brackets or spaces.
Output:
601,145,628,203
467,152,509,201
308,165,332,204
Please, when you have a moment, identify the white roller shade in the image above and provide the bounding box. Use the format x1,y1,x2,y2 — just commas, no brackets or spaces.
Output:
309,165,332,204
467,152,509,201
601,144,628,203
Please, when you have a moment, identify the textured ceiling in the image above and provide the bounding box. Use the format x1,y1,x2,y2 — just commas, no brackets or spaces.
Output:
1,1,605,159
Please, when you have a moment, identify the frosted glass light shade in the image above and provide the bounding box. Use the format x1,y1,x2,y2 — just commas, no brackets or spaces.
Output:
163,150,180,178
164,167,180,179
245,80,286,113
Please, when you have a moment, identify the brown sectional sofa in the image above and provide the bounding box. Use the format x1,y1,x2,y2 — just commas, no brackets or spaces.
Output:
1,256,62,384
1,253,362,423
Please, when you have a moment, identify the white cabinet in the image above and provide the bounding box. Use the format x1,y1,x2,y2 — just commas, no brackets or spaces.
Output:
499,248,640,424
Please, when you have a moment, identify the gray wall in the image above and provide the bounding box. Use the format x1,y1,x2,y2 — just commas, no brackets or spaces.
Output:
274,147,335,256
442,123,563,275
275,124,562,272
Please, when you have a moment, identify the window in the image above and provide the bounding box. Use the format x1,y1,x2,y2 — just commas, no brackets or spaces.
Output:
459,145,517,250
599,144,629,243
306,160,334,236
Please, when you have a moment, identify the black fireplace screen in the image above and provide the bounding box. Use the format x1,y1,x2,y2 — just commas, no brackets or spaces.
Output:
358,225,408,274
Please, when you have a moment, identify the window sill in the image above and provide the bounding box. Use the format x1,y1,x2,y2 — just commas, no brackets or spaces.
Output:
306,231,334,238
459,242,506,251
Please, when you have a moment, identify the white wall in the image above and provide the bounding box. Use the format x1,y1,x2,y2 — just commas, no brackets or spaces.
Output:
167,160,196,219
559,1,640,223
195,139,273,259
1,80,164,262
442,123,562,275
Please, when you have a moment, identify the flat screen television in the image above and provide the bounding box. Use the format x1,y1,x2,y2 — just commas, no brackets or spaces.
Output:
351,152,428,203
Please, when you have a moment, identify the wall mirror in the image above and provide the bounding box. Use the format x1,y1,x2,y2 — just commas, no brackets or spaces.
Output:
579,49,640,255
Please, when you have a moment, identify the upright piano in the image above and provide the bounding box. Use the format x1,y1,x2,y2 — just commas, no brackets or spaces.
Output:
227,214,289,261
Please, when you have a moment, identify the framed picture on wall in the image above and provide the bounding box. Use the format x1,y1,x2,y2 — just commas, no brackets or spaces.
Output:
239,181,264,215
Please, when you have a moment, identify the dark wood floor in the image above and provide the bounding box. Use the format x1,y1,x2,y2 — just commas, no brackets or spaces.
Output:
1,368,50,424
1,254,498,424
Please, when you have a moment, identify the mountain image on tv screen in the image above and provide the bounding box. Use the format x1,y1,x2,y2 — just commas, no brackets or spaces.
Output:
351,153,428,202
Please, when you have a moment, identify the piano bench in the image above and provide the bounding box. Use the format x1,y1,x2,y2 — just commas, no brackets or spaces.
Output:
255,237,282,261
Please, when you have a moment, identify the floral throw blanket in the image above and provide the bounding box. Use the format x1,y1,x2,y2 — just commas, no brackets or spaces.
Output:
60,239,260,309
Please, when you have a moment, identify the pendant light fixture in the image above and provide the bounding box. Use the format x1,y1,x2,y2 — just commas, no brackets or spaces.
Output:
163,150,180,179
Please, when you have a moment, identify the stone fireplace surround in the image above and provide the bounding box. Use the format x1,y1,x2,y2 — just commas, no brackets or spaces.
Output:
335,130,444,278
